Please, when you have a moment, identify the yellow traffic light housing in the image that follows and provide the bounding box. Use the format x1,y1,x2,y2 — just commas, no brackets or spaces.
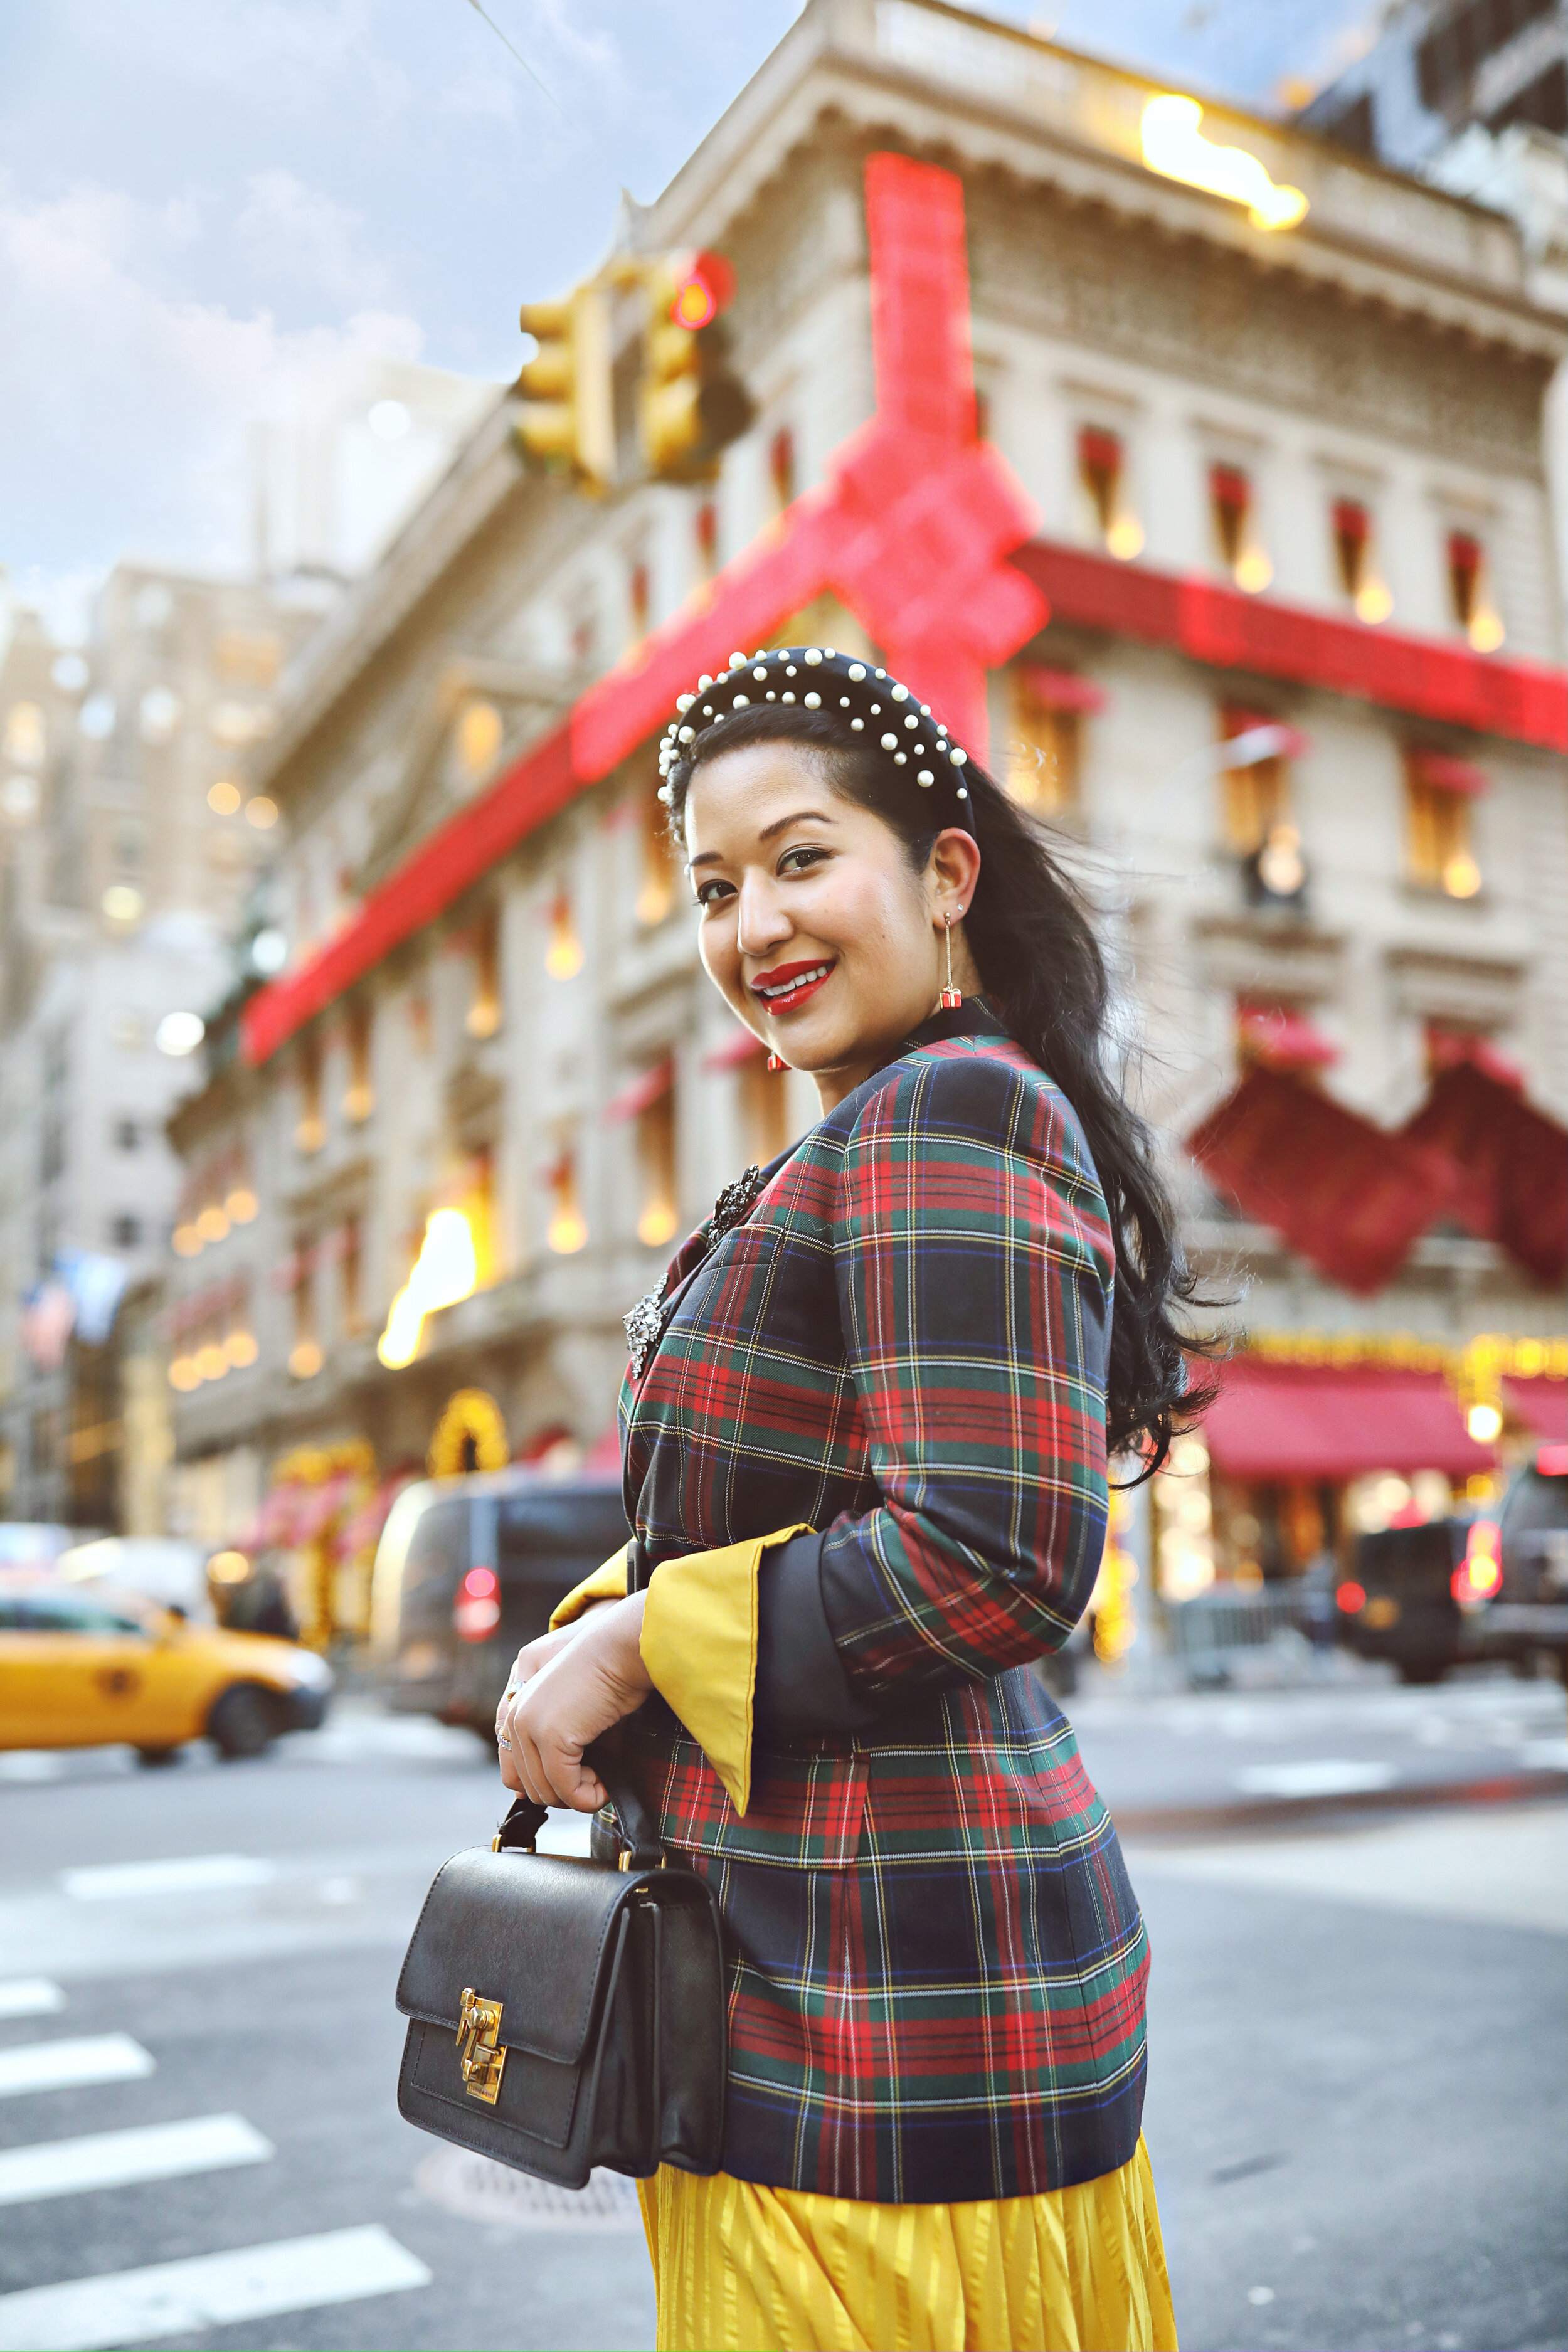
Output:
638,252,754,484
514,283,615,493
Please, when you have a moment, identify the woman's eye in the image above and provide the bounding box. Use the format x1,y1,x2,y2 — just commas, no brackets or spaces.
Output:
694,877,734,908
778,845,829,876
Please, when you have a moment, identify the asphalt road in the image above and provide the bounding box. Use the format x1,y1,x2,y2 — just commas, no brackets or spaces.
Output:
0,1682,1563,2352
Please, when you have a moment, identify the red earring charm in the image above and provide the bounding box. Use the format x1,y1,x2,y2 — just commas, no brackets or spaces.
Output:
766,1051,787,1072
940,910,963,1010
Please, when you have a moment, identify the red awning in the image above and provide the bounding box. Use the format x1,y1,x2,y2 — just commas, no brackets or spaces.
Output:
1203,1358,1496,1483
1503,1377,1567,1444
603,1055,675,1125
1019,664,1107,715
1408,748,1488,795
1426,1027,1523,1090
1237,1006,1340,1071
702,1027,767,1073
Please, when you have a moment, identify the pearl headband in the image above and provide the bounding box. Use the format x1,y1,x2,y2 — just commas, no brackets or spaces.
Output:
655,645,972,830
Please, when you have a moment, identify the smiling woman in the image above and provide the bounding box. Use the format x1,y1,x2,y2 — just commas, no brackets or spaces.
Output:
494,646,1210,2352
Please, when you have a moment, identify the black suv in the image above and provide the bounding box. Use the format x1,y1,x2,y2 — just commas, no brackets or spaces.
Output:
1338,1447,1568,1685
369,1470,631,1738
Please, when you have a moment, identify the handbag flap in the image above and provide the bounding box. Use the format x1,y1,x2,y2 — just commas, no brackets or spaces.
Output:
395,1846,639,2067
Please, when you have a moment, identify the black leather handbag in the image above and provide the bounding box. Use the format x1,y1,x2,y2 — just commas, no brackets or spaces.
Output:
395,1754,727,2188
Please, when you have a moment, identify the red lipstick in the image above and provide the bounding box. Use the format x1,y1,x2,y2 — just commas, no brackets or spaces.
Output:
750,957,835,1016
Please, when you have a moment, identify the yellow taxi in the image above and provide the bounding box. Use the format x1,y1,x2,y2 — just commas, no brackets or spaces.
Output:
0,1576,332,1763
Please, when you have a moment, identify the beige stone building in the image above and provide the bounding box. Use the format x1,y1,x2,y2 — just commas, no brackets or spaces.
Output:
163,0,1567,1634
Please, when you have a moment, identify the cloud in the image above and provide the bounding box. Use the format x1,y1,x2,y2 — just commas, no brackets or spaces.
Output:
0,170,425,595
235,169,398,310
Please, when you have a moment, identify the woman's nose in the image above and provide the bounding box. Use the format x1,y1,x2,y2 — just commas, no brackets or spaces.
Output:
735,874,792,958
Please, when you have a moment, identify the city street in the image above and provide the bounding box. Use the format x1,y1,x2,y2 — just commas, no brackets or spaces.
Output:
0,1676,1563,2352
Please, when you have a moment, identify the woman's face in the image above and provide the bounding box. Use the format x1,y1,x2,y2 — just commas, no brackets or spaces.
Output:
684,738,981,1110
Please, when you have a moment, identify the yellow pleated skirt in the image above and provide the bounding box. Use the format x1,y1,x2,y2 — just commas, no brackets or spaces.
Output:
637,2137,1177,2352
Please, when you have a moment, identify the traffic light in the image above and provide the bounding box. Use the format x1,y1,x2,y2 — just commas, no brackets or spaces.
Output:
638,250,755,482
514,282,615,493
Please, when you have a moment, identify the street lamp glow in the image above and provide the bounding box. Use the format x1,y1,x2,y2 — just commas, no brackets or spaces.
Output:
1142,96,1308,233
1466,1402,1503,1444
377,1208,479,1367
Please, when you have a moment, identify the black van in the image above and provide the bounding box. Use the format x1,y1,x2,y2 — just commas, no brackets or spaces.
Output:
369,1470,631,1738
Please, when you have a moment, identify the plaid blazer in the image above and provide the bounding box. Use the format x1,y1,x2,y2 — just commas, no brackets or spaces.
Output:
618,999,1148,2203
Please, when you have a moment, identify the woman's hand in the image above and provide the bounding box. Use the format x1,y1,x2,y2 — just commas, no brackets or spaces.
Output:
495,1593,651,1811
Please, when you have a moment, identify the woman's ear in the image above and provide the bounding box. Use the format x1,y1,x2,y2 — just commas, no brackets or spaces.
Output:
927,826,982,924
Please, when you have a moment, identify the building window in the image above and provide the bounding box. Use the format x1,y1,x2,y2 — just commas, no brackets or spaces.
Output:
635,788,677,926
695,501,718,581
628,559,650,644
294,1035,325,1153
1208,463,1273,593
740,1051,789,1167
636,1079,678,1248
112,1117,140,1151
1405,750,1483,898
1331,497,1392,623
546,1144,586,1254
455,698,502,783
109,1213,142,1248
1219,706,1291,855
1006,667,1101,813
343,1000,374,1120
545,891,583,979
465,906,502,1038
768,426,795,515
289,1253,322,1379
340,1219,364,1338
1445,529,1505,653
1077,427,1143,561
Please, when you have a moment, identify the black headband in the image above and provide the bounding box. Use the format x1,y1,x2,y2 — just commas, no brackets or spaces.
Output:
656,645,974,832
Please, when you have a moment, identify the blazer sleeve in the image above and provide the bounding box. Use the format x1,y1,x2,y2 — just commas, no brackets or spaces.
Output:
757,1045,1115,1732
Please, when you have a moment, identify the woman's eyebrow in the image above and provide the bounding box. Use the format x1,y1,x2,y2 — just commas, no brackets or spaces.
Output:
689,808,837,871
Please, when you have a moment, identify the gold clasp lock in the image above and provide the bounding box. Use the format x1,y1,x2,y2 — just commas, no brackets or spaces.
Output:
455,1985,507,2104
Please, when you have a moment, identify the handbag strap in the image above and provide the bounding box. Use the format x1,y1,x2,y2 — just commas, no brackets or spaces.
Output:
493,1742,666,1870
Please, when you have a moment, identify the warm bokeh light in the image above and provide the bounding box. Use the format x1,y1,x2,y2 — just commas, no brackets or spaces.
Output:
1468,607,1505,654
377,1208,479,1367
245,795,278,829
1234,549,1273,593
1354,578,1393,625
167,1355,201,1391
225,1187,258,1223
207,1550,250,1584
225,1329,258,1367
289,1338,325,1379
102,884,144,923
548,1207,588,1254
637,1200,679,1248
456,699,502,777
207,779,242,815
545,894,583,979
172,1222,202,1258
1105,516,1144,561
196,1205,229,1244
1142,95,1308,232
1466,1401,1503,1443
1443,851,1482,899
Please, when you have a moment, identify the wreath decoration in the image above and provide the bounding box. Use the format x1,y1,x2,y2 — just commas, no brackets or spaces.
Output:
429,1387,509,1480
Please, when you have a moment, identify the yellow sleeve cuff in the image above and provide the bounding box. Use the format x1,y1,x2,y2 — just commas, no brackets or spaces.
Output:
637,1525,813,1818
548,1545,630,1630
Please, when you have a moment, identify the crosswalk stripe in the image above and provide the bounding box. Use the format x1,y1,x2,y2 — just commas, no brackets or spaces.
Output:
0,1979,65,2020
60,1855,277,1902
0,2113,273,2207
0,2035,152,2100
0,2223,433,2351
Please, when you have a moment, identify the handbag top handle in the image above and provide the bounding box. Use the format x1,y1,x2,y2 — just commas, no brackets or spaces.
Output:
493,1741,667,1871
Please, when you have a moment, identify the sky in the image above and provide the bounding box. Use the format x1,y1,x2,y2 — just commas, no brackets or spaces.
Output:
0,0,1380,637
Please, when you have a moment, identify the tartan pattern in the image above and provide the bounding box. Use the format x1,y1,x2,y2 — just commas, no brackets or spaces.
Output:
619,1005,1150,2200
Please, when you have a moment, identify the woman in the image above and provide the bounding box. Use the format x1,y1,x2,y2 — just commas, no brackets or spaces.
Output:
497,645,1204,2351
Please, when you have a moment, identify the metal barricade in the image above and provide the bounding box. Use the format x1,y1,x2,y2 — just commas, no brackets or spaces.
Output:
1162,1584,1305,1682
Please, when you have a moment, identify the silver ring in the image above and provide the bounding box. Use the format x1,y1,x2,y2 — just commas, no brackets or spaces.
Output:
497,1734,512,1751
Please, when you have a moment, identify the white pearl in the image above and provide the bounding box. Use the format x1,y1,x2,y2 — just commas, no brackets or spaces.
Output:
875,668,886,679
657,783,674,803
677,694,694,711
869,703,881,715
697,675,713,692
702,705,714,717
850,717,864,730
678,726,694,742
916,771,935,786
803,648,822,664
785,665,797,677
894,751,908,765
804,692,821,708
920,704,930,716
890,684,909,702
881,733,898,750
766,690,776,701
781,691,796,703
730,651,746,667
824,647,835,658
840,696,850,707
753,666,768,681
951,748,967,766
956,786,969,797
904,713,919,729
847,664,866,681
733,693,750,707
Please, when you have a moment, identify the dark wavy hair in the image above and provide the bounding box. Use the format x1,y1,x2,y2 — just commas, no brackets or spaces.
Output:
665,700,1216,1475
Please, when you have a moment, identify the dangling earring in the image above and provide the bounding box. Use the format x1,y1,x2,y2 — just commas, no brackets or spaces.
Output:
940,909,963,1010
766,1051,787,1072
